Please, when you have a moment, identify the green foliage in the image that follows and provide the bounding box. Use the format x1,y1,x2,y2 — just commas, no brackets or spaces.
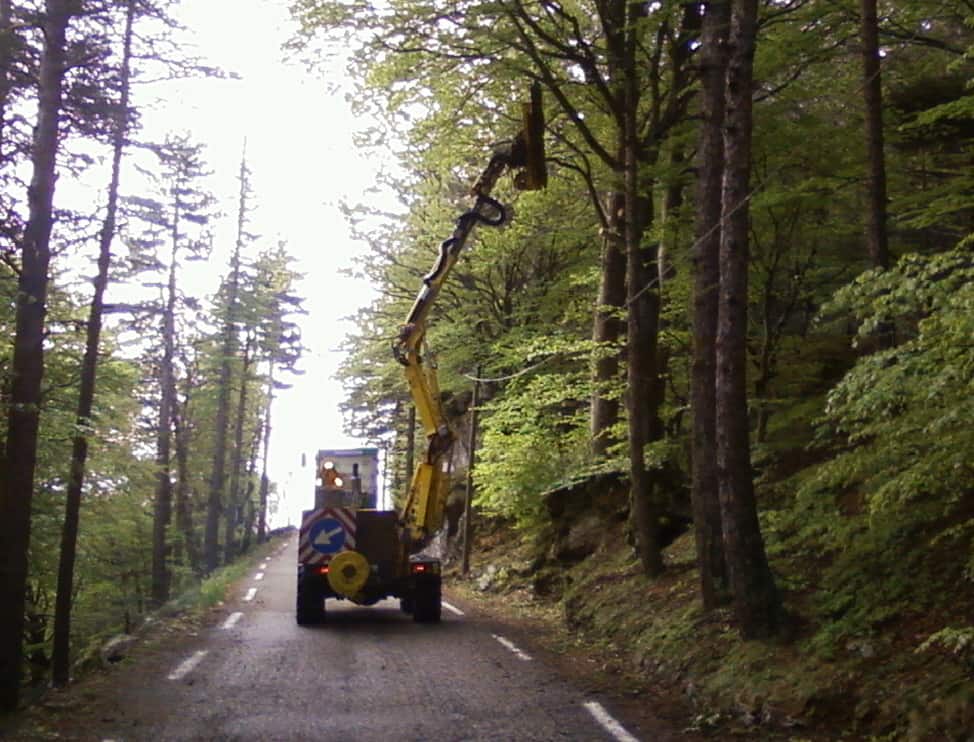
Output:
21,297,155,660
918,626,974,666
779,245,974,648
476,360,592,524
285,0,974,734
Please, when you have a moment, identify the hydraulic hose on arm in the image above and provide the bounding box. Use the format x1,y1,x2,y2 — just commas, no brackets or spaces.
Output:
393,85,546,552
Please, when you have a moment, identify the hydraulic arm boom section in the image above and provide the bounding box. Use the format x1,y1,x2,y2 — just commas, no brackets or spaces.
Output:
394,86,546,551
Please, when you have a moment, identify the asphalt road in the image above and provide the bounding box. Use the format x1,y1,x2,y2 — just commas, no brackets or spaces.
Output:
30,539,675,742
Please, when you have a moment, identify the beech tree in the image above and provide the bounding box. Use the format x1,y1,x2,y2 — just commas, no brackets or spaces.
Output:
690,0,730,611
293,0,974,662
716,0,779,638
294,0,704,576
860,0,890,271
589,189,625,459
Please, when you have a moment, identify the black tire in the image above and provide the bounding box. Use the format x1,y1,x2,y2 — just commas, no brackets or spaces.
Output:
399,596,414,615
412,576,441,624
296,581,326,625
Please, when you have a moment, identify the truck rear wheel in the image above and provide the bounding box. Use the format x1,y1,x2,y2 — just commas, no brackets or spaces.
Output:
296,581,326,625
412,576,441,623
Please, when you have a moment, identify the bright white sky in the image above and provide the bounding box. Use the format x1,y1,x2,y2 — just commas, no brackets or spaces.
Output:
135,0,395,524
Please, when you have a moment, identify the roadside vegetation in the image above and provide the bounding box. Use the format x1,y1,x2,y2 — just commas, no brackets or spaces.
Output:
2,0,973,736
0,1,304,709
290,0,974,738
0,533,290,740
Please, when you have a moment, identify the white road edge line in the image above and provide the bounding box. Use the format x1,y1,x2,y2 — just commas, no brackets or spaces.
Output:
243,587,257,602
254,571,265,581
492,633,532,661
441,601,464,616
221,611,243,630
583,701,640,742
167,650,208,681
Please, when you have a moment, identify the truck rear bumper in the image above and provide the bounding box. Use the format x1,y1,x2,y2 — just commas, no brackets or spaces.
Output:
297,558,440,606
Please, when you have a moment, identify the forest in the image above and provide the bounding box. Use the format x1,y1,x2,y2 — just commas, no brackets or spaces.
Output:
0,0,305,712
0,0,972,737
287,0,969,736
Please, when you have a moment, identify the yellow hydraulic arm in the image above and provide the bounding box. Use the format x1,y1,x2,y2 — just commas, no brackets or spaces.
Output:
394,85,546,551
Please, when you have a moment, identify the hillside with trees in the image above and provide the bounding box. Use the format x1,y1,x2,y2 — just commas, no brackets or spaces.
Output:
0,0,972,738
289,0,974,737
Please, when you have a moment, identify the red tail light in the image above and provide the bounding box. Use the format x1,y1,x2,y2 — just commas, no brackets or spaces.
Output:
411,564,427,574
318,566,330,575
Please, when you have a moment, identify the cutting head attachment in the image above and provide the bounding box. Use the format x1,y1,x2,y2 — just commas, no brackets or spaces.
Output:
514,83,547,191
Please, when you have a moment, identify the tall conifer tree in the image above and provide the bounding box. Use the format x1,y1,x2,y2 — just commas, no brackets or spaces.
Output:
0,0,75,711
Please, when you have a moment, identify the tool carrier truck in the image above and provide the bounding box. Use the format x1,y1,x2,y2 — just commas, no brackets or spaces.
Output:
296,87,546,625
296,447,447,623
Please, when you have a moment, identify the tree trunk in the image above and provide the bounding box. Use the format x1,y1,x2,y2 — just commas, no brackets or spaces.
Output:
622,0,664,576
590,191,626,458
239,423,260,554
240,493,256,554
257,471,269,543
204,345,232,572
25,585,51,686
205,151,248,572
224,338,253,563
173,391,200,573
754,342,773,444
0,0,71,711
151,191,180,605
461,369,481,575
716,0,779,639
0,0,14,153
51,0,135,686
691,0,731,611
860,0,889,271
626,191,664,577
257,367,274,544
659,147,684,292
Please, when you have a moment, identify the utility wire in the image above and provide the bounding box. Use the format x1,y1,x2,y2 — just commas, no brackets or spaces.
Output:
462,354,557,383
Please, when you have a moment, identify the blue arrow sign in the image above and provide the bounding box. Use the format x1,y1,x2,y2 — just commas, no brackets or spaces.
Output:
309,517,347,554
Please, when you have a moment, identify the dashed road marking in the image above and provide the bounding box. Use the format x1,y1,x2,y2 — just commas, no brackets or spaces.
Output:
221,611,243,630
243,587,257,602
254,571,265,581
583,701,640,742
260,562,268,569
167,650,208,681
492,634,532,661
441,601,464,616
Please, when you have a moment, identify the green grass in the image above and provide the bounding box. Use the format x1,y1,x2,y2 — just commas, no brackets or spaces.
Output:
165,535,289,616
